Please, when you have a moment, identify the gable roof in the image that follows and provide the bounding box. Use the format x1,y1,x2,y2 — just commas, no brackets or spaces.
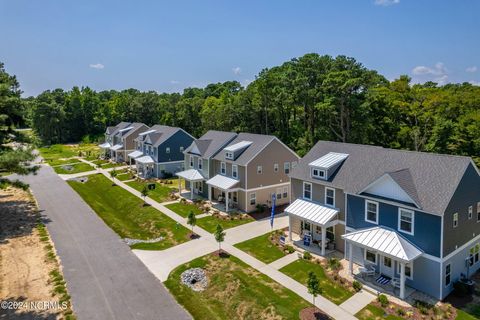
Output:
120,122,148,138
108,121,132,135
290,140,474,215
135,125,193,147
212,132,277,166
185,130,237,159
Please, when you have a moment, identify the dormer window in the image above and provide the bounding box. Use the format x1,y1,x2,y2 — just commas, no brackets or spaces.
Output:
312,168,326,179
225,152,234,160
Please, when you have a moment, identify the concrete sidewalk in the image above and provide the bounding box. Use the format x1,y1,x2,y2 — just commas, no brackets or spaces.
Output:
268,253,299,270
339,290,376,315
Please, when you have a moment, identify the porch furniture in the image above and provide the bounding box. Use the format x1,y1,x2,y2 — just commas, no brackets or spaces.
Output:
359,266,375,279
391,278,401,291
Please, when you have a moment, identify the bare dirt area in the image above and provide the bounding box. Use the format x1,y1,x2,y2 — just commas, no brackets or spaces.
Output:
0,187,73,319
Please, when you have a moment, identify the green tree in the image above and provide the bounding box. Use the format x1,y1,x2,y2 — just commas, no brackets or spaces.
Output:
187,211,196,233
307,271,322,308
141,184,149,203
109,169,118,185
214,224,225,251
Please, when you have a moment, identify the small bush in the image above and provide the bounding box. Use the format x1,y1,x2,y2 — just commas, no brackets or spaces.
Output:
284,245,295,254
303,251,312,260
352,280,363,292
328,257,341,270
378,294,389,307
396,308,406,316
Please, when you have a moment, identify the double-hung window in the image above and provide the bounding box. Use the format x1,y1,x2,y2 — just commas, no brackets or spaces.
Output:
180,146,184,152
453,213,458,228
398,208,414,235
365,250,377,264
477,202,480,222
166,147,170,154
257,166,263,174
274,163,279,172
276,188,282,200
365,200,379,224
469,206,473,220
189,156,193,168
232,165,238,179
325,188,335,207
445,264,451,286
250,193,256,205
284,162,290,174
198,158,203,170
303,182,312,200
282,186,288,199
220,162,226,175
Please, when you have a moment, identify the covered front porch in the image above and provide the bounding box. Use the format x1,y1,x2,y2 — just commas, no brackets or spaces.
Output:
286,198,341,257
136,155,155,179
98,142,112,158
343,226,423,300
127,150,143,169
175,168,206,200
206,174,240,213
110,144,124,162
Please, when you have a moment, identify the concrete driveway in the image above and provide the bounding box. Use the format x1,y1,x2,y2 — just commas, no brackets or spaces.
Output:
15,166,191,320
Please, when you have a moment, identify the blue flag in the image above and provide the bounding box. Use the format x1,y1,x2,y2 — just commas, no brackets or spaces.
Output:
270,193,276,228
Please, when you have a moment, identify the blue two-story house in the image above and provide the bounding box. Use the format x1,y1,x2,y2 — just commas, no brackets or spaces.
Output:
128,125,195,179
288,141,480,300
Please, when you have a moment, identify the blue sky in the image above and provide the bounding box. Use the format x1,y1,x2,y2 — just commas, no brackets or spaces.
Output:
1,0,479,97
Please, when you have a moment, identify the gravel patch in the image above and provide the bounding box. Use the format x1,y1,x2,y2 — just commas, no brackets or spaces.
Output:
180,268,208,291
123,237,164,246
68,176,89,183
62,165,73,171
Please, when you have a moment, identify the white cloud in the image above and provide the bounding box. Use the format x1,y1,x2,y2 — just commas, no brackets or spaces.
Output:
232,67,241,75
411,62,448,85
466,66,478,73
469,80,480,86
89,63,104,69
374,0,400,6
170,80,180,84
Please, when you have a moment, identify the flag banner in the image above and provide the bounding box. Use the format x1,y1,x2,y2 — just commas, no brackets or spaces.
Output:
270,193,276,228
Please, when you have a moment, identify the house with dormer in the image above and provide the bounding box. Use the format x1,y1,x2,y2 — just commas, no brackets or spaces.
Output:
98,122,149,162
201,132,300,213
128,125,194,178
287,140,480,300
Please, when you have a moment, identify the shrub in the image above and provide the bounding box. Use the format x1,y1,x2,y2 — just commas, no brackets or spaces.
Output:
328,257,341,270
284,245,295,254
303,251,312,260
352,280,363,292
396,308,406,316
453,281,469,297
377,294,389,307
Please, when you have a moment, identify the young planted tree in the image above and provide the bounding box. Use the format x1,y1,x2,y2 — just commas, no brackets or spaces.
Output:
141,185,149,204
187,211,196,233
214,224,226,251
307,271,322,309
109,169,118,185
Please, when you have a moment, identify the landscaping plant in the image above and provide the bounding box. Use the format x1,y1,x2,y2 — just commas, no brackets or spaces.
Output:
109,169,118,185
307,271,322,308
214,224,225,251
187,211,197,233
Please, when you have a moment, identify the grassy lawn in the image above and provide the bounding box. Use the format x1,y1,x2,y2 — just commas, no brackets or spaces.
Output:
196,214,254,233
355,304,403,320
46,158,82,166
68,174,190,250
102,162,125,169
164,178,184,189
126,180,173,203
165,202,203,217
53,162,95,174
234,232,287,264
91,159,109,165
280,259,353,305
39,143,99,161
456,309,479,320
117,173,135,181
164,253,310,320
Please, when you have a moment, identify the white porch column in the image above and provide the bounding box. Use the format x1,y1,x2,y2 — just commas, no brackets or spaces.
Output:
190,182,194,200
225,191,229,213
321,226,326,256
288,214,292,241
400,262,406,299
348,242,353,275
178,179,181,195
208,185,212,201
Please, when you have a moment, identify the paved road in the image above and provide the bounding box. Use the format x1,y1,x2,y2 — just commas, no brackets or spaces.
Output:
15,166,191,320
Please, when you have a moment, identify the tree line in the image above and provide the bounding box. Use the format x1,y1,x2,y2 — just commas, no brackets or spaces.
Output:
6,53,480,164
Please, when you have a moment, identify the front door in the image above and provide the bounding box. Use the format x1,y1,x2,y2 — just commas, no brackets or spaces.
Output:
381,255,394,278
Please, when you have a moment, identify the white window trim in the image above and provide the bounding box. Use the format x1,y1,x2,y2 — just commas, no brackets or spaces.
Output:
220,162,226,175
364,249,377,264
403,262,414,280
445,263,451,287
276,187,282,200
468,206,473,220
325,187,335,207
226,151,234,160
189,155,193,168
365,200,379,224
453,212,458,228
257,165,263,174
180,146,184,152
198,157,203,170
282,186,288,198
166,147,170,154
274,163,279,172
232,164,238,179
303,182,312,201
398,208,415,236
250,192,256,205
284,162,290,174
311,167,326,180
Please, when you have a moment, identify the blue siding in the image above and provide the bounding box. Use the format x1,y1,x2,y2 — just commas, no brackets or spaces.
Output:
347,194,441,257
156,131,194,163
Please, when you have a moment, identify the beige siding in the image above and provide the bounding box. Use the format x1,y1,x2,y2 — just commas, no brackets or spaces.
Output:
244,185,290,213
211,159,245,189
246,139,298,189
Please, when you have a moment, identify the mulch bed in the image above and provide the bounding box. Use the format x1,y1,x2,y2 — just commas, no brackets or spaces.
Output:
299,307,331,320
249,204,288,220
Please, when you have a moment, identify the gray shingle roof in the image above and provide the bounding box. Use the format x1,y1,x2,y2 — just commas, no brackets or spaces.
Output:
135,125,192,147
121,123,148,138
185,131,237,159
290,140,474,215
212,133,277,166
108,121,132,135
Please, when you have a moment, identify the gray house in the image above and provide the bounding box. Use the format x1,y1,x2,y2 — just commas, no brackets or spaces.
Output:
288,141,480,300
175,130,237,199
99,122,149,162
128,125,195,179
